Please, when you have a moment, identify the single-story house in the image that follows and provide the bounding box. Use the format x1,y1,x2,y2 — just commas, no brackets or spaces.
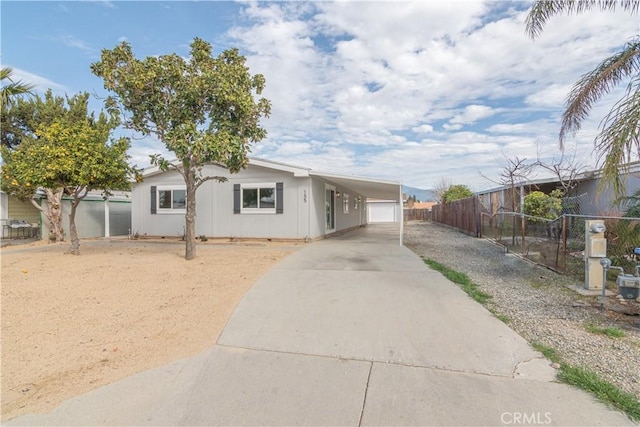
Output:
132,158,401,241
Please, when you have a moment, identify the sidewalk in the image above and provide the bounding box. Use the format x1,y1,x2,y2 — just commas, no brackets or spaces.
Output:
6,224,634,426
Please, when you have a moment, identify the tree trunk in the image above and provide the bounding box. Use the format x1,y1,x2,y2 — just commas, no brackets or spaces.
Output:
69,196,81,255
184,175,197,260
30,188,65,242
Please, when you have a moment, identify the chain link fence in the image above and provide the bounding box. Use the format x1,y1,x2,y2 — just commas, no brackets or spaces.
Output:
480,212,640,279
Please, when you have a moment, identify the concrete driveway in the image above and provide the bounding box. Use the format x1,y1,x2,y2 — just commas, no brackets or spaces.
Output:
6,224,634,426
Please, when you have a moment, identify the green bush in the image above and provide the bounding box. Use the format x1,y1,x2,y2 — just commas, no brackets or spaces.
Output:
523,190,562,222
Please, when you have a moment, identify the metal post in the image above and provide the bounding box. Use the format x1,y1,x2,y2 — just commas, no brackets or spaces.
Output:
561,215,567,272
601,263,608,310
399,181,403,247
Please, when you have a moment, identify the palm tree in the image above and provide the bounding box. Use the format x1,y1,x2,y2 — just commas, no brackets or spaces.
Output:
1,66,34,108
525,0,640,197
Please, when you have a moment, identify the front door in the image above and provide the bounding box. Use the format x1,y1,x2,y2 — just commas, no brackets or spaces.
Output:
325,185,336,233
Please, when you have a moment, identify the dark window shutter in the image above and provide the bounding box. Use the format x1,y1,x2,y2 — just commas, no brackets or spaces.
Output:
233,184,241,214
150,186,157,214
276,182,284,214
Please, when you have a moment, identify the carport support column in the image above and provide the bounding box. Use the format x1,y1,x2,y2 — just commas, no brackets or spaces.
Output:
399,181,403,246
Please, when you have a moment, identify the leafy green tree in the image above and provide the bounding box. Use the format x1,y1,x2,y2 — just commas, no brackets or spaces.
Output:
1,92,136,254
522,190,563,222
91,38,271,260
442,184,473,204
525,0,640,197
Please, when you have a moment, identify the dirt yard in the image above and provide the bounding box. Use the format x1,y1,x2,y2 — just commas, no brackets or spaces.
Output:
1,238,297,421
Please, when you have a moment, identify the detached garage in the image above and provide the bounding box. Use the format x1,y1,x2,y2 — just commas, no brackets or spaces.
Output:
367,199,400,223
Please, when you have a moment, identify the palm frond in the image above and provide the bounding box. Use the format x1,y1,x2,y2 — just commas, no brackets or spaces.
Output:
559,39,640,145
1,67,35,107
526,0,640,39
595,78,640,197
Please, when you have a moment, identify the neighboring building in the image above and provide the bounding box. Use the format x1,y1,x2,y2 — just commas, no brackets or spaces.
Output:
476,163,640,216
412,201,437,210
1,190,132,240
38,191,132,240
132,158,400,240
0,191,41,239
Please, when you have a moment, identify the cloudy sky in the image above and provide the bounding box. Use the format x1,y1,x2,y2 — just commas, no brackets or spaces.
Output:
2,1,637,191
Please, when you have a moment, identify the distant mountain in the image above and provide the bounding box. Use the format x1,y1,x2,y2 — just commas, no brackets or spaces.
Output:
402,185,436,202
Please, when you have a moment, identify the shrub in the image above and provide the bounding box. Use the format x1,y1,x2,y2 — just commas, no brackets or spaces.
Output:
523,190,562,222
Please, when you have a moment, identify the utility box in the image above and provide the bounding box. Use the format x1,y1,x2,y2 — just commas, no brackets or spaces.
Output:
585,220,607,290
587,235,607,257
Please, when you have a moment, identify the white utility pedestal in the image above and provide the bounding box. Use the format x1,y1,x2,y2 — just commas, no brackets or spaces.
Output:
584,220,607,290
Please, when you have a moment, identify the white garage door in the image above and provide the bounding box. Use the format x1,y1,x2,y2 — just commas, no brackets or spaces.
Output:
368,202,397,223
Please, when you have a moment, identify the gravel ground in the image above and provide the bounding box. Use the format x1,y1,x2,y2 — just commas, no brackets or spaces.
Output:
404,221,640,401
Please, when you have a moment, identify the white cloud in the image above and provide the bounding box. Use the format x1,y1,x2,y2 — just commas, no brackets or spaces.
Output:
525,84,571,108
413,124,434,134
450,105,496,125
223,1,639,189
56,34,96,55
8,67,67,94
99,1,640,191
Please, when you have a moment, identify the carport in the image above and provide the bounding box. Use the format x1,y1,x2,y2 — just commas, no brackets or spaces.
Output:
308,171,403,244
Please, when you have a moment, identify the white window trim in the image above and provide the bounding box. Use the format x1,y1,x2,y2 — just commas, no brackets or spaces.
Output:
157,185,186,214
240,182,277,214
343,193,350,214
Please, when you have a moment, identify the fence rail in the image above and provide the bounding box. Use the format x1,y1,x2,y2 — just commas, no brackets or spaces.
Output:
404,208,431,221
479,212,640,278
431,197,480,236
429,196,640,279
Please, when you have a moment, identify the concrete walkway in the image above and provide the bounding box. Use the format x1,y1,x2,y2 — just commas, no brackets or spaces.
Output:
6,224,635,426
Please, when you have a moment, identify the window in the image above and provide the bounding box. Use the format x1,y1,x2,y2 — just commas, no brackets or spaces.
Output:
242,183,276,212
354,197,359,210
159,189,186,210
343,193,350,214
234,182,283,214
151,186,186,214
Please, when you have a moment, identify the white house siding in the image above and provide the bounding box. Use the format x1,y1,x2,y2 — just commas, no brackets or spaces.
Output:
309,176,365,238
132,164,308,240
132,164,371,241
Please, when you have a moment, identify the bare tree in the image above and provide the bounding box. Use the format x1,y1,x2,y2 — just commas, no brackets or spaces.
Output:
433,177,452,204
534,141,587,196
482,154,536,245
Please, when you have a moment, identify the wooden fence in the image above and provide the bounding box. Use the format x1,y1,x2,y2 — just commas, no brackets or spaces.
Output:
430,196,480,236
404,208,431,221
